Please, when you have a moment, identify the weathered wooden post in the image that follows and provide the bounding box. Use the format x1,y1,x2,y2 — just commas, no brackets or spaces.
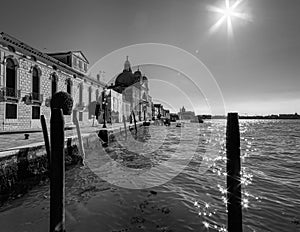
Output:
40,115,51,171
132,110,137,134
226,113,242,232
49,91,73,232
73,112,85,165
123,115,127,139
50,108,65,232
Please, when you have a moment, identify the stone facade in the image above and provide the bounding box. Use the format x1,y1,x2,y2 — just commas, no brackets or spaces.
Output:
0,32,106,132
178,106,195,120
108,57,153,122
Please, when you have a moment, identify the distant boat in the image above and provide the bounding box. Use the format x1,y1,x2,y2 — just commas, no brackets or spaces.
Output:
176,122,183,127
163,118,171,126
143,121,151,126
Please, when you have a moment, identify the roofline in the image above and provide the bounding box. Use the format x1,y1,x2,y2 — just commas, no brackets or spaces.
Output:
71,50,90,64
0,32,82,76
47,51,90,64
0,32,104,87
46,51,72,56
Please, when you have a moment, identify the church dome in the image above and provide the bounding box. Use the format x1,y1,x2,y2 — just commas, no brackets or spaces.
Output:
115,56,136,87
134,69,142,77
115,70,136,87
134,67,142,82
142,75,148,81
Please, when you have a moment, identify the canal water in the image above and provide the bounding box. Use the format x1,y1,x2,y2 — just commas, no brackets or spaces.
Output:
0,120,299,232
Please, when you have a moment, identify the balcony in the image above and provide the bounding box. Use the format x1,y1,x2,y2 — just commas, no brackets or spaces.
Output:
22,92,43,105
75,102,86,111
0,87,21,102
30,92,43,104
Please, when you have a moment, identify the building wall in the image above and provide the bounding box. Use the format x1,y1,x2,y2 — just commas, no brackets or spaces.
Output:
108,89,123,123
0,46,104,131
178,111,195,120
122,100,131,122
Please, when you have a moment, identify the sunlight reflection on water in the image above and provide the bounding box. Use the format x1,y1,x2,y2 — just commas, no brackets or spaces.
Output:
0,120,299,232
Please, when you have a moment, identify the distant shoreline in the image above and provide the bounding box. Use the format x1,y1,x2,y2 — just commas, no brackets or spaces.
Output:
207,116,300,120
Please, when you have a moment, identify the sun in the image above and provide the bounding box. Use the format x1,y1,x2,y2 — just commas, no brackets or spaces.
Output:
223,5,234,18
207,0,251,37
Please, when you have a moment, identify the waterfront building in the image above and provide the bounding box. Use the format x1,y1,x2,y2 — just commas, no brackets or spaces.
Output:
108,57,152,122
170,113,179,122
0,32,106,132
153,104,163,119
164,109,170,119
104,88,123,123
178,106,195,120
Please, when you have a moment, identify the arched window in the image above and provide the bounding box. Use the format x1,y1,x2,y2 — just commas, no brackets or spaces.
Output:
88,86,92,119
88,86,92,103
96,89,99,102
51,73,58,96
32,67,40,100
6,58,16,97
78,83,83,121
66,78,73,95
79,83,83,104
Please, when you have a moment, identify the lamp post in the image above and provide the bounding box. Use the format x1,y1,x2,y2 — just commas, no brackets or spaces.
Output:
102,88,108,128
143,104,147,122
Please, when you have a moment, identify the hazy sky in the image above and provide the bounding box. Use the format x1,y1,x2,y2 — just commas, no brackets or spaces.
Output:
1,0,299,115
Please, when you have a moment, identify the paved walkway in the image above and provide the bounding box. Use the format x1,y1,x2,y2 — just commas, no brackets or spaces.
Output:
0,121,137,152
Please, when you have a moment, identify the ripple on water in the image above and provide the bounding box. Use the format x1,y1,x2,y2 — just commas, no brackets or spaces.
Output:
0,120,299,232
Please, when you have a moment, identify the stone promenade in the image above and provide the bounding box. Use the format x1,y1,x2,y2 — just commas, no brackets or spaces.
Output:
0,122,134,152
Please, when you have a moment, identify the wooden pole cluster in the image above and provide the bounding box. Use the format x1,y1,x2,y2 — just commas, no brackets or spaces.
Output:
226,113,243,232
50,108,65,232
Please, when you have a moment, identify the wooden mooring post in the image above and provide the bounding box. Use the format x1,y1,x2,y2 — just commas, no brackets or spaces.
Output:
50,108,65,232
226,113,243,232
123,115,127,139
40,115,51,171
132,110,137,134
73,112,85,165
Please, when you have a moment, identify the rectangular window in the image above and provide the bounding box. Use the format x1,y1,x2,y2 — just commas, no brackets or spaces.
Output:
32,106,40,119
67,56,71,66
73,57,77,67
5,103,17,119
79,112,83,121
78,60,83,69
84,63,87,71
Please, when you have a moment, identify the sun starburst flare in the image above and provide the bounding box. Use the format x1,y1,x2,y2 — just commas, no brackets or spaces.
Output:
207,0,252,37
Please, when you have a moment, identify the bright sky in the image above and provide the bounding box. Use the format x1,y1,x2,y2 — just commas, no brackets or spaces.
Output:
1,0,299,115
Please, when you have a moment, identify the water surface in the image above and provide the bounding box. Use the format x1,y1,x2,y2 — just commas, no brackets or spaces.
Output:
0,120,299,232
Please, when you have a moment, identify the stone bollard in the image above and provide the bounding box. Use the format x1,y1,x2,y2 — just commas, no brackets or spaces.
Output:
98,129,108,147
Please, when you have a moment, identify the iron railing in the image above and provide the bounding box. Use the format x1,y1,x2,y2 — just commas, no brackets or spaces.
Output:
30,92,43,103
75,102,86,111
0,87,21,101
